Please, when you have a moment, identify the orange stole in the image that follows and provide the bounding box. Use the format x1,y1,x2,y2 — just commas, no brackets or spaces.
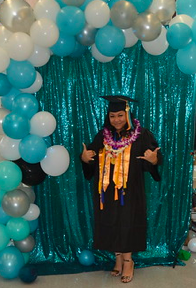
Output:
98,145,131,210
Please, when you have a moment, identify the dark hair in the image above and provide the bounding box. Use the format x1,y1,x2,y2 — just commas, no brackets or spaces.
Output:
103,111,135,137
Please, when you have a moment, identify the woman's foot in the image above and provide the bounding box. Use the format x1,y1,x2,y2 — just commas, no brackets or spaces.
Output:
111,253,123,277
121,259,134,283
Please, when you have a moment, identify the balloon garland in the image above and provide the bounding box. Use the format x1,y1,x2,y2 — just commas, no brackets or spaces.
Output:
0,0,196,281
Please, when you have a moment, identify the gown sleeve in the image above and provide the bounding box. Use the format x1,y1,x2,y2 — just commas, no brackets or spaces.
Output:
141,128,163,181
81,130,104,180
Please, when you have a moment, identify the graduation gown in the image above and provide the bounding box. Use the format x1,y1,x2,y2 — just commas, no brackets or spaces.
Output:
82,127,162,253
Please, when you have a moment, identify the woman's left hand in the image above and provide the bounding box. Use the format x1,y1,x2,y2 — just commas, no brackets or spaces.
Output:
137,147,160,165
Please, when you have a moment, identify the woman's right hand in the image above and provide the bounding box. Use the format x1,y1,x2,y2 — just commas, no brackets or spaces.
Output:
81,143,96,163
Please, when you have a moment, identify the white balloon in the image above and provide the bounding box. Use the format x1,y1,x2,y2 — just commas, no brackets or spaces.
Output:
23,203,40,221
0,47,10,72
20,71,43,93
40,145,70,176
0,26,13,49
142,26,169,55
34,0,60,22
188,238,196,252
85,0,110,28
122,28,138,48
30,18,59,47
6,32,34,61
28,44,51,67
30,111,56,137
169,14,194,28
91,44,115,63
0,136,21,160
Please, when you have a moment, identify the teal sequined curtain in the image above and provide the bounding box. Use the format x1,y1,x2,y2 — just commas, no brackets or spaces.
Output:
30,43,196,274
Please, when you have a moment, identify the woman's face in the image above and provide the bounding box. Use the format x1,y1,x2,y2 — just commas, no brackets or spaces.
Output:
109,111,127,133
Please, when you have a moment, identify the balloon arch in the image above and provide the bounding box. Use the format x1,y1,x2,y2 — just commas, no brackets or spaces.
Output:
0,0,196,282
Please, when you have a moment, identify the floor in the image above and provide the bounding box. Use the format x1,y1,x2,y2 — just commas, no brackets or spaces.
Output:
0,253,195,288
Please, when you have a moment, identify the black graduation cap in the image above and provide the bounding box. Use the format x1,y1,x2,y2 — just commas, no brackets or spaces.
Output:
100,95,137,112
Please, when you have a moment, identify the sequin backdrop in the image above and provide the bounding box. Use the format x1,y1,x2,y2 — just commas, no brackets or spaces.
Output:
30,43,195,274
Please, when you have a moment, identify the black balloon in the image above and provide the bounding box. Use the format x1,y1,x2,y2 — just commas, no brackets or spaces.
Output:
19,265,38,283
13,158,47,186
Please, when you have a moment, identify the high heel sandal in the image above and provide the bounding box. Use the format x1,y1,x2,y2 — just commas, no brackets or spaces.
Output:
111,253,122,277
121,259,134,283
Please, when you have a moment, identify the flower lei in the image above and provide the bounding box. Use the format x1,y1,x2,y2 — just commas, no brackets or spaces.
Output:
103,119,141,155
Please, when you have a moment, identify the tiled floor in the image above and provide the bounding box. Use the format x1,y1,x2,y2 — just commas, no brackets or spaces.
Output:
0,253,195,288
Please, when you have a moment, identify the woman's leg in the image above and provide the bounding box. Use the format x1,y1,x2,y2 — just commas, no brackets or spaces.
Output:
111,252,123,276
121,252,134,283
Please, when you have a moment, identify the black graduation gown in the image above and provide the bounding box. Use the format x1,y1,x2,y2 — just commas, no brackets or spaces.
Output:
82,127,162,253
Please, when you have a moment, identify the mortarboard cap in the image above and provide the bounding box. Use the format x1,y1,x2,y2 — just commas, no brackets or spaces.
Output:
100,95,137,112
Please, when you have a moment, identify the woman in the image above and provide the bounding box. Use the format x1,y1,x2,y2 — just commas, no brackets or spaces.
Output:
81,96,162,283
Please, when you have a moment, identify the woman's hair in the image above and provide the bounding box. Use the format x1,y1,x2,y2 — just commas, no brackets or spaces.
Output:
103,111,135,137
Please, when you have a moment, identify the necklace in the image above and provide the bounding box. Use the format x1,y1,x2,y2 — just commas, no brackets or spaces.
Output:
103,119,141,154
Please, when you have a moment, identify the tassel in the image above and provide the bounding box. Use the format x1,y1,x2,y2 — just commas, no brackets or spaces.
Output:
101,189,105,203
114,186,118,200
120,189,125,206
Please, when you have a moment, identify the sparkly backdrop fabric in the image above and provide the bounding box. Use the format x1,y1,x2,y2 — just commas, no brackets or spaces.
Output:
30,43,196,275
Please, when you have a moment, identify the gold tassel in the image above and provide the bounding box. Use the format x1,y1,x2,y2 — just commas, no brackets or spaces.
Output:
114,186,118,200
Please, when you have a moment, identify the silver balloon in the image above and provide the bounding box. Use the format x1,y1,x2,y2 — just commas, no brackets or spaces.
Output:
62,0,85,6
14,235,35,253
111,0,138,29
2,189,30,217
18,184,36,203
76,23,98,46
132,12,162,42
0,0,35,34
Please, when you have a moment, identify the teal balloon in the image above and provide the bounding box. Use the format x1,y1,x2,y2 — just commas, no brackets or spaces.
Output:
0,246,24,279
129,0,153,12
19,134,47,164
2,112,30,139
166,23,192,49
12,93,39,119
50,32,76,57
0,206,11,225
176,0,196,19
191,20,196,43
28,218,38,233
6,218,30,241
78,250,95,266
176,42,196,74
70,41,87,58
0,161,22,191
0,88,21,111
95,25,125,57
55,0,67,8
0,224,10,251
56,6,85,35
0,190,7,204
7,60,36,89
22,253,30,264
0,74,12,96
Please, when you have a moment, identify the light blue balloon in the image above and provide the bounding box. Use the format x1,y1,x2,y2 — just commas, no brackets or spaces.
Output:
129,0,152,12
0,161,22,191
0,74,12,96
176,41,196,74
19,134,47,164
50,32,76,57
0,88,21,111
0,246,24,279
6,218,30,241
12,93,39,119
70,41,87,58
56,6,85,35
176,0,196,19
95,25,125,57
166,23,192,49
0,206,11,225
2,112,30,139
7,60,36,89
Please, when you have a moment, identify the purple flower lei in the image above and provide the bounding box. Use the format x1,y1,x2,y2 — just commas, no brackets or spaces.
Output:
103,119,141,150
